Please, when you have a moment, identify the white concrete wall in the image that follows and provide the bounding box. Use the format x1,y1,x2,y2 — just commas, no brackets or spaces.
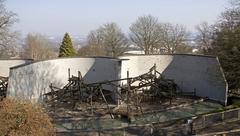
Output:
7,57,121,102
120,55,173,79
0,59,33,77
6,55,228,104
119,55,228,105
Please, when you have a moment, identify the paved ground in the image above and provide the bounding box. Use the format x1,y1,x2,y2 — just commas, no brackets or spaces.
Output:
54,100,222,133
132,101,222,125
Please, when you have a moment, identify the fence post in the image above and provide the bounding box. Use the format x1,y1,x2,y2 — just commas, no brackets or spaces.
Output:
222,112,224,121
150,127,153,135
238,108,240,119
202,115,205,128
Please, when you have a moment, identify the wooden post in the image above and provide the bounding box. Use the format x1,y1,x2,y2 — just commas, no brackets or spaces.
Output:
154,63,156,77
222,112,224,121
50,83,53,99
78,71,81,79
98,129,101,136
140,102,143,114
203,115,205,128
99,85,114,119
50,83,55,112
136,92,139,112
91,87,93,115
127,70,130,115
238,109,240,119
170,85,172,105
78,71,82,102
68,68,70,80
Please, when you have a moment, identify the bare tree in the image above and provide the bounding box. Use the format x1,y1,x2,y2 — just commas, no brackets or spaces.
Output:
230,0,240,9
195,22,213,54
129,15,187,54
175,44,193,54
0,32,19,58
79,23,129,57
129,15,163,54
218,9,240,31
79,30,106,56
22,33,57,60
100,23,129,57
159,23,187,54
78,44,106,56
0,0,19,58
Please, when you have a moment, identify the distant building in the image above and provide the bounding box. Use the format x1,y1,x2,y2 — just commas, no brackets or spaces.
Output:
124,50,145,55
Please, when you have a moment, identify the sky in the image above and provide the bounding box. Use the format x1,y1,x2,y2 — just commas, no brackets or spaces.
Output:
6,0,228,37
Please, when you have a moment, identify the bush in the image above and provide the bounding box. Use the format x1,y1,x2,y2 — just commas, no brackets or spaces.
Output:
0,98,55,136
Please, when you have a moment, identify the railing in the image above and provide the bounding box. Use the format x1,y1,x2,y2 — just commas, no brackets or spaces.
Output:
193,107,240,130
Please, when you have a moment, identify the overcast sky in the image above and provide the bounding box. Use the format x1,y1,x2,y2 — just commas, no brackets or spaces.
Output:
6,0,228,37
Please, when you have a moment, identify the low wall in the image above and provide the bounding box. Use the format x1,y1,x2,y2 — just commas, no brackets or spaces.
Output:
7,57,121,102
119,54,228,105
0,59,33,77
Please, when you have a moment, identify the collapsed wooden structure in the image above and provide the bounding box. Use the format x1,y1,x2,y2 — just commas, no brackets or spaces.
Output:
44,65,177,118
0,76,8,100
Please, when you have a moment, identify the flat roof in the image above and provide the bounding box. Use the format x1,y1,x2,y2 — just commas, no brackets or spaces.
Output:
9,54,217,69
120,53,217,58
0,58,33,61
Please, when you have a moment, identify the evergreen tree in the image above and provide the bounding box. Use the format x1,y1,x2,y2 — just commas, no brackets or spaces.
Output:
211,2,240,89
212,24,240,89
59,33,76,57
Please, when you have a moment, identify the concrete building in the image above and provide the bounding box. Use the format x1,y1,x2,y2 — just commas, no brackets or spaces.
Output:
0,59,33,77
5,54,228,104
120,54,228,105
7,57,121,102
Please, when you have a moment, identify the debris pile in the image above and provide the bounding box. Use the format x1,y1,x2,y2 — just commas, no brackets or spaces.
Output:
44,65,178,118
0,76,8,99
